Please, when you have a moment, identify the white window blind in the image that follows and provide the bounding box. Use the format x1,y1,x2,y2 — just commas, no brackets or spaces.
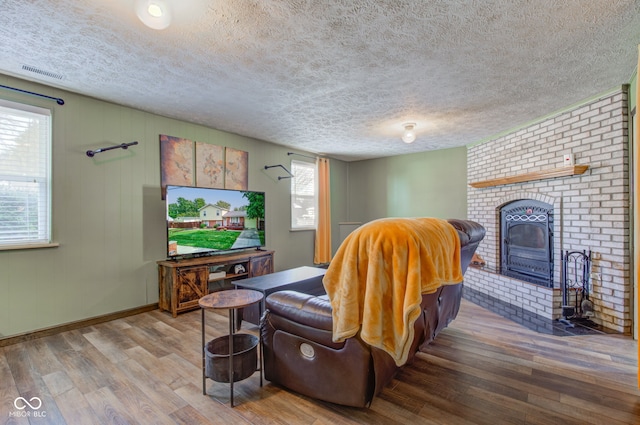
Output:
0,99,52,246
291,160,316,229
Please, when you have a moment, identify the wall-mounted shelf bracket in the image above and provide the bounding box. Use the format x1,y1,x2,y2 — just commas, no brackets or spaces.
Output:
264,164,293,180
287,152,316,160
86,141,139,157
0,84,65,105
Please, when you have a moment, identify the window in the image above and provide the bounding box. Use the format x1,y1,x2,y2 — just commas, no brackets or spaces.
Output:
0,99,52,247
291,160,316,229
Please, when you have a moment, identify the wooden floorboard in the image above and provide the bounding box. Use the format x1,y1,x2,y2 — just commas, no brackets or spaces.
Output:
1,299,638,424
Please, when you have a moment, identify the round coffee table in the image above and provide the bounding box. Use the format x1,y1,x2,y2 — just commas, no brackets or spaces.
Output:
199,289,264,407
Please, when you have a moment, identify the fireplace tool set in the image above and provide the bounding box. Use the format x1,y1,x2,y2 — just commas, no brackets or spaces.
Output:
560,250,593,327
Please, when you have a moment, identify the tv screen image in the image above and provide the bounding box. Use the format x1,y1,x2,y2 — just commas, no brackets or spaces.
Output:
165,185,265,258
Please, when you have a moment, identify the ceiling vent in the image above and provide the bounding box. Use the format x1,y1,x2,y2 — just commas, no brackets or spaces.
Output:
21,64,64,80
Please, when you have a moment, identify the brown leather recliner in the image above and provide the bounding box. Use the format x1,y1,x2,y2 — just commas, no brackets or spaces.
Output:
261,219,486,407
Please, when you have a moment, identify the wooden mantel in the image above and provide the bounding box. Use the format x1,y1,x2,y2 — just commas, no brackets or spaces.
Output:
469,165,589,189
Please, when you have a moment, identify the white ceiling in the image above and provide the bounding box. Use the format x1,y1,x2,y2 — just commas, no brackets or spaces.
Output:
1,0,639,161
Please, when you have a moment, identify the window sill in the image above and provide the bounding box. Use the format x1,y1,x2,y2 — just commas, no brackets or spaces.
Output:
0,242,60,251
290,228,315,232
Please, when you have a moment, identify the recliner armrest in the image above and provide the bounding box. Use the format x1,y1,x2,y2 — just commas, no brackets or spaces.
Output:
265,290,333,331
447,219,485,274
447,218,486,246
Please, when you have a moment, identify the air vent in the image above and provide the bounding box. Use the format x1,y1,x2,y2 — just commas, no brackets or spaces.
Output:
21,65,64,80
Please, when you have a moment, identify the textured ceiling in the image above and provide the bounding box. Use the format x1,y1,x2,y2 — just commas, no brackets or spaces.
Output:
1,0,639,161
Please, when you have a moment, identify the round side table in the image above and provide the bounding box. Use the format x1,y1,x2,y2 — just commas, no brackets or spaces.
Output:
199,289,264,407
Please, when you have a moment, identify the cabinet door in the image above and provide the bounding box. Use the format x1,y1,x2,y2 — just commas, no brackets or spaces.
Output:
176,266,208,307
249,254,273,277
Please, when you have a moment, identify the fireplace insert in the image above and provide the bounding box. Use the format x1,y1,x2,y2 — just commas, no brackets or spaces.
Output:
500,200,553,287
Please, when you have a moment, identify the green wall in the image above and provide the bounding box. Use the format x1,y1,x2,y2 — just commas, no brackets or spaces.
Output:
0,73,466,338
0,73,351,337
347,147,468,223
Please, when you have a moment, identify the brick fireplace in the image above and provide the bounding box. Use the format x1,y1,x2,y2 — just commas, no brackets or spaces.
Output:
465,87,630,334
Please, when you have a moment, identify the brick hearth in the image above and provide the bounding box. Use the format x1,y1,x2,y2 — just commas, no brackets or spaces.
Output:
466,87,630,334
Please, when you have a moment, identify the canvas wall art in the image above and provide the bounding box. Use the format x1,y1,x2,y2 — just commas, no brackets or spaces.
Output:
224,147,248,190
195,142,224,188
160,135,194,197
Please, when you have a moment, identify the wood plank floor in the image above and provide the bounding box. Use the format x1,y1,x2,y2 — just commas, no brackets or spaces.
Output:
1,299,638,424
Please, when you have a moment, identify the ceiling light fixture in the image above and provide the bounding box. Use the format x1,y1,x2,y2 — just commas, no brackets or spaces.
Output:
401,123,417,144
148,4,163,17
135,0,172,30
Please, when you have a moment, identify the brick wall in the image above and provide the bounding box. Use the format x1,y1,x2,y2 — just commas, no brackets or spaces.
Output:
466,87,630,333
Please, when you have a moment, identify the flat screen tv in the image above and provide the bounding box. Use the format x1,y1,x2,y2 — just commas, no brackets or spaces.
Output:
165,185,266,258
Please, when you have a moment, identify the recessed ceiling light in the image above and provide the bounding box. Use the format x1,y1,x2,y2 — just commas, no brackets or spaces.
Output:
135,0,171,30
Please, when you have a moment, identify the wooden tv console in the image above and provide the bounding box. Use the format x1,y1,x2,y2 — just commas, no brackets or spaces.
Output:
157,250,274,317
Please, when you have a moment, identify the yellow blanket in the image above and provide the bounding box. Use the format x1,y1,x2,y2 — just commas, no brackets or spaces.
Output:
323,217,463,366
